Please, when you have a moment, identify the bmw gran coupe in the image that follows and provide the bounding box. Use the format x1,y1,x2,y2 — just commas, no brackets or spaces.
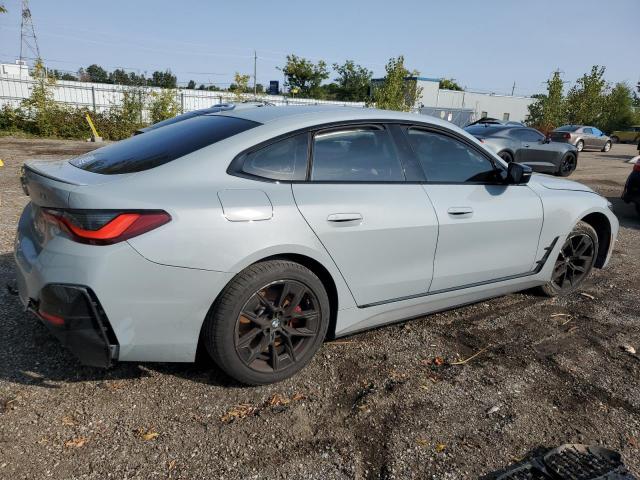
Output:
13,106,619,384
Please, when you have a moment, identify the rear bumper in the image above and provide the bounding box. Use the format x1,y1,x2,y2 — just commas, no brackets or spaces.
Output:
27,284,117,368
14,204,235,364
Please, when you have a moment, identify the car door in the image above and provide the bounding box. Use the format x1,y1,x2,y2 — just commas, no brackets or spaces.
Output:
582,127,595,148
292,124,439,307
402,126,544,292
591,128,606,147
514,128,557,172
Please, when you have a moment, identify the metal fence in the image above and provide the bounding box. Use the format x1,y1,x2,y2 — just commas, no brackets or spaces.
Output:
0,75,367,120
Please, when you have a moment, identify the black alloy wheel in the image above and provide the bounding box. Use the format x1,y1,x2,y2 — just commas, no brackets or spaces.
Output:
234,280,321,373
551,233,595,290
558,153,577,176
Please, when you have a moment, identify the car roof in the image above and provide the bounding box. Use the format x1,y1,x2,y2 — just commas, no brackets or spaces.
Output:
214,105,458,130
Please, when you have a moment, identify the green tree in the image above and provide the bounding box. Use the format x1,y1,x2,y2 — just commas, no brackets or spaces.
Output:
21,60,59,136
565,65,607,126
83,64,110,83
601,82,635,133
150,70,177,88
439,78,463,91
281,54,329,98
332,60,372,101
149,88,180,123
109,68,132,85
186,79,196,89
371,55,422,112
51,70,77,81
0,4,7,13
526,70,566,132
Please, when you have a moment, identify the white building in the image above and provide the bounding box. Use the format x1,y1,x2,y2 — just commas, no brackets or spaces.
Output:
0,60,29,77
411,77,534,124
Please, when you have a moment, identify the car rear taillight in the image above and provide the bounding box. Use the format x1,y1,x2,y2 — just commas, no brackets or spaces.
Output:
634,162,640,172
42,209,171,245
563,133,571,140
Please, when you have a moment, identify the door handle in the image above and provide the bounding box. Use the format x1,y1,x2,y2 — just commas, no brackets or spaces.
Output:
447,207,473,216
327,213,363,223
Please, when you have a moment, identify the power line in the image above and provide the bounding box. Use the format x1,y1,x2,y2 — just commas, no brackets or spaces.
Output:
19,0,40,71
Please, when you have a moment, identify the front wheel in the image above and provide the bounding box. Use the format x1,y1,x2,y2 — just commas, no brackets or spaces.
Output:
601,141,612,152
576,140,584,152
539,221,598,297
498,151,514,163
203,260,330,385
557,153,577,176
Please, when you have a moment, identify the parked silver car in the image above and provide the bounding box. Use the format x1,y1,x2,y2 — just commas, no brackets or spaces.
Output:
550,125,612,152
13,106,619,384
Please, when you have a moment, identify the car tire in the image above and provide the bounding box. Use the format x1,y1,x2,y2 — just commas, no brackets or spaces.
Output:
538,221,598,297
610,136,619,144
576,140,584,152
557,152,577,177
203,260,330,385
601,141,612,152
498,151,513,163
635,202,640,217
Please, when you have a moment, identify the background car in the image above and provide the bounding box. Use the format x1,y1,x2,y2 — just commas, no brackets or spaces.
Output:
14,106,618,385
622,160,640,215
610,125,640,144
550,125,612,152
465,124,579,176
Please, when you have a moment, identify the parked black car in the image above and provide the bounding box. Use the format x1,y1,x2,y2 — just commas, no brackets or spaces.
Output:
622,161,640,216
464,124,579,176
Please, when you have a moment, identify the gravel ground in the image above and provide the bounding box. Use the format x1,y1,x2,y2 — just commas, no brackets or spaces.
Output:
1,137,639,479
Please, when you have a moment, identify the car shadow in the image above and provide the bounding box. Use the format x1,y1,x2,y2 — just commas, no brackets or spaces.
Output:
0,252,239,389
607,196,640,231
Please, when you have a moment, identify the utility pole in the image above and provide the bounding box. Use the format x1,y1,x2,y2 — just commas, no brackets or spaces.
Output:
19,0,41,76
253,50,257,97
511,81,516,96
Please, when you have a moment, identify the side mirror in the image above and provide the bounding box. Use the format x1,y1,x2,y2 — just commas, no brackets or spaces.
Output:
506,162,532,184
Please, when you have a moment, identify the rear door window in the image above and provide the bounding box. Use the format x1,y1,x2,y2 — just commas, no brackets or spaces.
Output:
70,115,259,174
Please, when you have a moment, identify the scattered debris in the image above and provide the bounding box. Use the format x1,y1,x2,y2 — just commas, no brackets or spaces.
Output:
621,344,636,355
435,443,446,453
416,438,429,447
64,437,88,448
579,292,595,300
135,428,160,441
487,405,500,415
450,346,491,366
220,404,258,423
61,415,78,426
221,393,309,423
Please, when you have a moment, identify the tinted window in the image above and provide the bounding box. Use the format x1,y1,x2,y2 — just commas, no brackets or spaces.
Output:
512,129,544,142
583,128,593,134
465,125,509,136
240,133,308,181
406,128,498,183
71,115,258,174
311,127,404,182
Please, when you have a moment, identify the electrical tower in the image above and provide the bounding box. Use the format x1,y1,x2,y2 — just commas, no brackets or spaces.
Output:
19,0,41,68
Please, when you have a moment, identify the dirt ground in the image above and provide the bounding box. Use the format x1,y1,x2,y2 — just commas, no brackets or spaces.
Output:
1,137,639,480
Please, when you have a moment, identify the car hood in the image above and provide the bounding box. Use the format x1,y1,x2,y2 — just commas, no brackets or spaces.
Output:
529,174,595,193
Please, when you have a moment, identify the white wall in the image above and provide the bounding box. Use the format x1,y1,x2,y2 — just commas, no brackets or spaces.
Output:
434,89,533,122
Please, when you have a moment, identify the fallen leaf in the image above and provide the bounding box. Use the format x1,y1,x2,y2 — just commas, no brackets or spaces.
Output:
622,344,636,355
433,356,445,366
268,394,291,407
64,437,88,448
435,443,446,452
579,292,595,300
220,404,258,423
135,428,160,441
61,415,77,426
291,392,307,402
167,459,177,471
628,436,638,448
416,438,429,446
419,385,430,391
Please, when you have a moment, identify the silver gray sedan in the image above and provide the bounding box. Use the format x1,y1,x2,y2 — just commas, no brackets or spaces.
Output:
13,106,619,384
550,125,612,152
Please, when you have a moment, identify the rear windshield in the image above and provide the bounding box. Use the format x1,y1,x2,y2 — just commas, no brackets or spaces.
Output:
464,125,508,136
70,115,259,174
555,125,580,132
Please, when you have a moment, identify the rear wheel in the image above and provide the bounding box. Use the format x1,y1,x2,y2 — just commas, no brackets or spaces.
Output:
203,260,330,385
539,221,598,297
557,153,577,176
635,201,640,217
601,141,612,152
576,140,584,152
498,151,513,163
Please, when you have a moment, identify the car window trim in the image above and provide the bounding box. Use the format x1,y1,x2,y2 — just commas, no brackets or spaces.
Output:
227,119,508,185
401,124,509,186
308,123,408,183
